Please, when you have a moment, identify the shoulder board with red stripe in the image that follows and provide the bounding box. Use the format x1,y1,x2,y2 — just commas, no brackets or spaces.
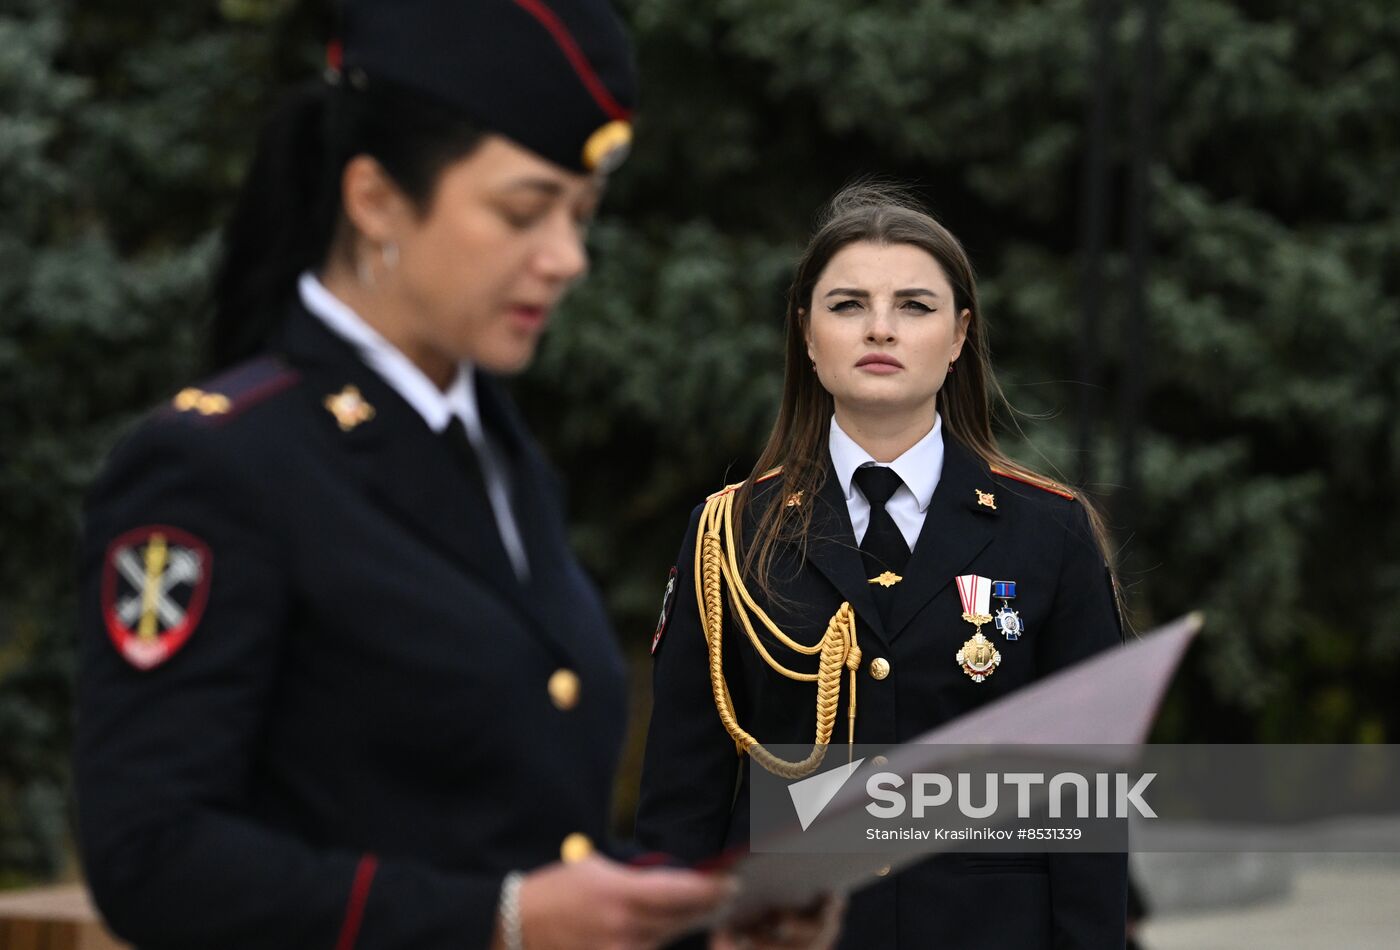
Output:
161,357,300,426
705,467,784,501
989,466,1076,500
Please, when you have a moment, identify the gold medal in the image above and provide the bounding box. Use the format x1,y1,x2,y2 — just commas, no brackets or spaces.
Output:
955,575,1000,683
957,631,1001,682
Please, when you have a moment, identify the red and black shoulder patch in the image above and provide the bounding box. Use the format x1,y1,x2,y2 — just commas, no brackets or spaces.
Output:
101,525,212,670
162,357,300,426
650,566,680,655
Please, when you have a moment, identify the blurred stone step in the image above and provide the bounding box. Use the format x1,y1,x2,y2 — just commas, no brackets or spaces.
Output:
0,884,127,950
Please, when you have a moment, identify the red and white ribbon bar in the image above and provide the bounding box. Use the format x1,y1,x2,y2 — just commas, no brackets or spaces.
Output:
955,574,992,618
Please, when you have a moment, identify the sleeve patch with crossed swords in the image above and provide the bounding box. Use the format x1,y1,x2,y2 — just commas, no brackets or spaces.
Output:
101,525,213,670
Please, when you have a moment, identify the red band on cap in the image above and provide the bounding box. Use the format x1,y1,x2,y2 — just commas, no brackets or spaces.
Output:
326,39,344,72
510,0,629,122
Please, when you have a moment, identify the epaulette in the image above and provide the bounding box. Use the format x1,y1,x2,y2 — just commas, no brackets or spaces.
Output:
161,356,301,426
989,465,1076,500
704,466,784,501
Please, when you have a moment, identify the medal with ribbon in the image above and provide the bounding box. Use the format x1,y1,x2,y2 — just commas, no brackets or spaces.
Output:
955,573,1001,682
992,579,1025,642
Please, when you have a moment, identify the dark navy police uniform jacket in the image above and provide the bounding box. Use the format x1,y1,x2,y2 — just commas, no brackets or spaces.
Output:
637,437,1127,950
75,304,628,949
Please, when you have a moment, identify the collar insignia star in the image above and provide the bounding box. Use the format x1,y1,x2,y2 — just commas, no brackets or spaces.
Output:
324,385,376,432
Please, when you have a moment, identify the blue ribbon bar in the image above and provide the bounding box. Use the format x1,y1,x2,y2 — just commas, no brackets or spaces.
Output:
993,580,1016,599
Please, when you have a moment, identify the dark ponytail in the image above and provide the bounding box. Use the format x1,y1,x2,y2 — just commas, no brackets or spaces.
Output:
210,77,484,370
211,81,335,369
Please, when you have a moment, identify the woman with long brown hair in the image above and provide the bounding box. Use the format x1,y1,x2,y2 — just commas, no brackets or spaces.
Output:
637,183,1127,949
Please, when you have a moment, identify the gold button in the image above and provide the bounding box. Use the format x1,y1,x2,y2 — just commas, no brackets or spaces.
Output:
876,865,892,877
560,832,594,864
869,657,891,680
872,755,889,767
548,669,580,710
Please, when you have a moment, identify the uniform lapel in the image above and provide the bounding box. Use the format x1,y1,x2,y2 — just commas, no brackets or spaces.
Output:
277,306,523,601
801,461,890,645
885,436,1002,640
474,373,574,641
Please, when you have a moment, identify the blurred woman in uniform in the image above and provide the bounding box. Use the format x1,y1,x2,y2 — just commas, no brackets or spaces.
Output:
74,2,838,948
637,183,1127,949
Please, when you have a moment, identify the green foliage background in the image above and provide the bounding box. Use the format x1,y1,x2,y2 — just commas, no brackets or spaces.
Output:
1,0,1396,881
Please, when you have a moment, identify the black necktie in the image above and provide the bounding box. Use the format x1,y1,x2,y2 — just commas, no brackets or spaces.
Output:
440,416,486,487
441,416,525,575
854,465,910,626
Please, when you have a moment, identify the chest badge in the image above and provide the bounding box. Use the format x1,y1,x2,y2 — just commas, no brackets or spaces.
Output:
975,489,997,510
955,574,1000,683
992,579,1025,641
324,384,376,431
869,571,903,588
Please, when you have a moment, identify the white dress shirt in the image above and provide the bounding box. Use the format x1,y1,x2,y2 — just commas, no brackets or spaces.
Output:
297,272,529,579
828,413,945,551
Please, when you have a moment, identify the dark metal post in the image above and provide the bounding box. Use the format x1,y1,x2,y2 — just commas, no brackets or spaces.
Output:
1120,0,1161,511
1076,0,1120,488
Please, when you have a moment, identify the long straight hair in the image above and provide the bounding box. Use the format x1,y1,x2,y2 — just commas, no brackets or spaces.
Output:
736,184,1119,597
209,77,482,369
